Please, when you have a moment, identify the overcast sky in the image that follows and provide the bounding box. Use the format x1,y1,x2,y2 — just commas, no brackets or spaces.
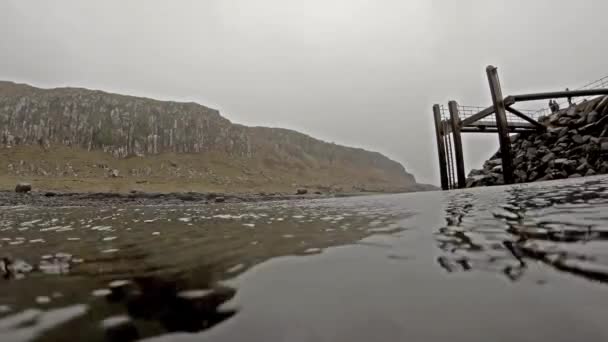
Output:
1,0,607,185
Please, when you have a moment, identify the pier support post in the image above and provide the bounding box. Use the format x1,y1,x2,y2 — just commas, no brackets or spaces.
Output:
448,101,466,188
432,105,449,190
486,65,514,185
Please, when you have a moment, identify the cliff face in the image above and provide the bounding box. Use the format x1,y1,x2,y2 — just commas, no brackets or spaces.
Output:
467,95,608,187
0,81,420,192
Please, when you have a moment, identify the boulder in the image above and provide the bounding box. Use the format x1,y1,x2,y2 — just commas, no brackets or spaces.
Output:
525,147,537,159
587,111,599,124
541,153,555,164
110,169,120,178
572,135,584,144
215,196,226,203
296,188,308,195
15,182,32,193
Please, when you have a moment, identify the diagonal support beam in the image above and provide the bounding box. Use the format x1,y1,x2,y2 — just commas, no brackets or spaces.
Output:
505,106,546,130
486,65,514,185
460,105,495,127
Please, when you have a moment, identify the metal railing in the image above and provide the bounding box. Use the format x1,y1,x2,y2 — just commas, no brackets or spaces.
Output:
534,75,608,116
457,105,541,126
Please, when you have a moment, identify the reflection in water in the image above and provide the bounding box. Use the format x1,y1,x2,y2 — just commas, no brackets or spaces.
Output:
0,197,406,342
435,177,608,283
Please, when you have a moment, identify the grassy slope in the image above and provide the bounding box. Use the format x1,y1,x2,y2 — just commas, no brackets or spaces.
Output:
0,145,410,193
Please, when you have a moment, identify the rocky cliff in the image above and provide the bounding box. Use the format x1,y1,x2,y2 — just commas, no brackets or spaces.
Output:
0,81,425,193
467,95,608,187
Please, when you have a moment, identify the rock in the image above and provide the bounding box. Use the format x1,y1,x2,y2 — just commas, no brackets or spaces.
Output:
569,173,582,178
110,169,120,178
572,135,584,144
314,191,322,195
587,111,599,124
585,169,596,176
215,196,225,203
576,162,589,173
582,135,592,143
571,116,588,127
514,170,527,181
602,142,608,152
525,147,537,159
15,182,32,193
296,188,308,195
491,165,502,173
558,117,571,126
101,315,139,342
566,107,577,117
541,153,555,164
513,154,525,166
44,191,57,197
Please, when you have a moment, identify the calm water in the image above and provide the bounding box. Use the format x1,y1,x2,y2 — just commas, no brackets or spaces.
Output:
2,176,608,341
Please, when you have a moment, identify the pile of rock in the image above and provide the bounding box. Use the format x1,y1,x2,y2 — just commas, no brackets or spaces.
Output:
467,95,608,187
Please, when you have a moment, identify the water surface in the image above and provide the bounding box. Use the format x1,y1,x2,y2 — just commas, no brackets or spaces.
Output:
2,176,608,341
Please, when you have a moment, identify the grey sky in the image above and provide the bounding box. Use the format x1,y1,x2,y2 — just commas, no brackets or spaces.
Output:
1,0,607,185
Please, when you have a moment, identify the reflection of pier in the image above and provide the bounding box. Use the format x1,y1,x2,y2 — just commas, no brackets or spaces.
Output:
432,66,608,190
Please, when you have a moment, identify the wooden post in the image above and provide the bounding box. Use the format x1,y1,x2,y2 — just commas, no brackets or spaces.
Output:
486,65,514,185
443,121,454,189
432,105,449,190
448,101,466,188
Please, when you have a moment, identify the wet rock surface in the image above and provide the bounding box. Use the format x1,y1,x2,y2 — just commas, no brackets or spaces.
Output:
467,96,608,187
2,176,608,341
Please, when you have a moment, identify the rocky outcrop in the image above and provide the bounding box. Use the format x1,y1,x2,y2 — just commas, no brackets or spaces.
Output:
467,96,608,187
0,81,423,191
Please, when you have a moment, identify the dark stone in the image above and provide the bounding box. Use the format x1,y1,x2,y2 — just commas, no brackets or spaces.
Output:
529,171,539,181
602,142,608,152
102,316,139,342
587,111,599,124
215,196,226,203
514,170,527,181
556,136,569,144
570,117,587,127
568,173,582,178
44,191,57,197
15,183,32,193
558,117,571,126
566,107,578,117
541,153,555,164
296,188,308,195
585,169,596,176
513,154,525,166
576,162,589,172
572,135,584,144
525,147,537,159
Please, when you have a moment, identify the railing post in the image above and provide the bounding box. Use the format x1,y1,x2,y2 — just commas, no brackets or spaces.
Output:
432,105,449,190
448,101,466,188
486,65,514,185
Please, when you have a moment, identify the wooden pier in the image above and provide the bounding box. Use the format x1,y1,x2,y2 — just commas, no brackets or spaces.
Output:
433,66,608,190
